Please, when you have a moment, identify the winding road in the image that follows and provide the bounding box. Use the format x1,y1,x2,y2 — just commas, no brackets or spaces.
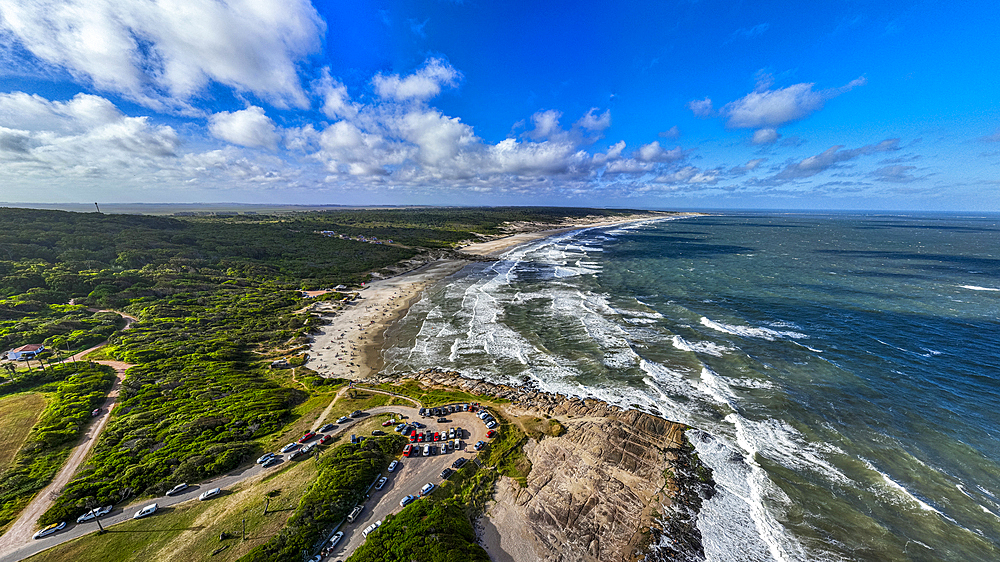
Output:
0,312,136,557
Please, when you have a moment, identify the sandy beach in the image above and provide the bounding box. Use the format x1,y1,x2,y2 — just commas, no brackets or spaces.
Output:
304,213,676,380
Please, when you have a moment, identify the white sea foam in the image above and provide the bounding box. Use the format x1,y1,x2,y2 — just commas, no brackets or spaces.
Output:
959,285,1000,291
672,335,734,356
701,317,808,340
860,458,942,515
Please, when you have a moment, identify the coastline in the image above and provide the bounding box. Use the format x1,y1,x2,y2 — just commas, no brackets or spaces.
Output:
304,212,683,379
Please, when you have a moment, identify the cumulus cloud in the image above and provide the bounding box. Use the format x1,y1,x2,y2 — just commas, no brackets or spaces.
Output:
654,166,719,185
720,76,866,142
373,58,461,102
208,106,279,151
315,70,358,120
0,0,324,109
0,91,180,178
752,128,780,144
525,110,564,140
769,138,899,182
575,108,611,131
636,141,683,163
688,97,714,117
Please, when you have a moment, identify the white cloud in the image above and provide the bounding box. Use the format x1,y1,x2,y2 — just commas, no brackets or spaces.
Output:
722,77,866,131
752,128,780,144
688,97,713,117
730,158,767,175
871,165,923,183
575,108,611,131
659,126,681,139
769,139,899,182
373,58,461,102
315,70,357,120
0,0,324,109
525,110,563,140
636,141,683,162
209,106,279,151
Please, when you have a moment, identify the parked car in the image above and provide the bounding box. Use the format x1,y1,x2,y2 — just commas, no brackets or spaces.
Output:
351,410,363,417
423,444,430,457
76,504,113,523
400,494,417,507
419,482,435,496
33,521,66,539
319,434,333,445
166,483,188,496
372,430,386,436
257,452,275,464
381,419,394,427
394,423,406,432
388,460,400,472
486,420,498,429
437,417,448,423
448,428,456,439
433,432,441,441
298,431,317,443
409,434,418,443
319,423,336,432
375,476,388,490
199,487,222,501
337,416,351,423
280,442,299,453
402,444,413,456
328,531,344,548
262,456,281,468
474,440,486,450
361,520,381,538
133,503,158,519
91,408,101,417
440,467,454,479
419,407,426,416
412,421,425,429
486,429,498,439
452,457,468,469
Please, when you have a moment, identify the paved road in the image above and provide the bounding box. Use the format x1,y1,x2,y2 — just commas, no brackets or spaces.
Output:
0,396,442,561
321,406,491,561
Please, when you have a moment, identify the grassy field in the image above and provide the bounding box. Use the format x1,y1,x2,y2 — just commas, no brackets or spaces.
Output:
0,392,47,470
25,444,320,562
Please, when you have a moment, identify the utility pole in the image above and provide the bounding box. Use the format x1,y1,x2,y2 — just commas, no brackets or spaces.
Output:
263,496,270,515
95,202,101,213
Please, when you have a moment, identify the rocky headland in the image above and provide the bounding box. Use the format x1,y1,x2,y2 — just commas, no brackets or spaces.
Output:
370,369,716,562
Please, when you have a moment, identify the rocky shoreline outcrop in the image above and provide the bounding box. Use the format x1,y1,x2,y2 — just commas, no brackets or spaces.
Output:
370,369,716,562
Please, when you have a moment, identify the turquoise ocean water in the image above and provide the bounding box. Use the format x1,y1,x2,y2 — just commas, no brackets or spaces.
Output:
382,213,1000,561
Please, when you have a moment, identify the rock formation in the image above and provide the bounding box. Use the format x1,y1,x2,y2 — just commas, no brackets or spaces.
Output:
370,369,715,562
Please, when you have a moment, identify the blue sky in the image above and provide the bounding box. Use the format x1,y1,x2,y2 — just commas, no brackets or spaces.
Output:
0,0,998,211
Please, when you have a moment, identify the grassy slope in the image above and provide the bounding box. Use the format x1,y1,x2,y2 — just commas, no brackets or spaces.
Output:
0,393,47,470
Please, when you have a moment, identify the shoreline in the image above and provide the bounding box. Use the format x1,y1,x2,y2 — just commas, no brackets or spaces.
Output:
304,212,683,379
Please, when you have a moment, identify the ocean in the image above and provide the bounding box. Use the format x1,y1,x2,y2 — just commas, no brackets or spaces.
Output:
381,212,1000,562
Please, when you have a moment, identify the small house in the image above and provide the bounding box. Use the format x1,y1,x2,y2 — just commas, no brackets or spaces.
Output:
8,344,45,361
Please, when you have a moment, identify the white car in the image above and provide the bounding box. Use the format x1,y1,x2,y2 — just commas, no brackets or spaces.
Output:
279,442,299,453
388,460,399,472
76,504,113,523
337,416,351,423
375,476,388,490
361,519,382,538
199,487,222,500
33,521,66,539
166,483,188,496
486,420,498,429
329,530,344,547
257,452,275,464
400,494,417,507
419,482,435,496
133,503,158,519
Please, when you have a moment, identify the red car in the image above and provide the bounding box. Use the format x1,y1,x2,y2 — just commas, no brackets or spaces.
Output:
91,408,101,417
298,432,316,444
319,434,332,445
409,434,417,443
486,430,498,439
433,432,440,442
381,420,394,427
403,444,413,457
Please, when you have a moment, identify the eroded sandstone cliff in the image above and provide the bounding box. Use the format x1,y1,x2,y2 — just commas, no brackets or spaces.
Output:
371,369,715,562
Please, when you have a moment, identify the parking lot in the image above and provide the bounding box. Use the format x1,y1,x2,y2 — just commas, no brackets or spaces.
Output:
321,404,492,561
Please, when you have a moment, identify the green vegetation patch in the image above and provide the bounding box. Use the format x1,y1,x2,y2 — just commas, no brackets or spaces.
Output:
370,380,505,408
0,362,115,530
239,434,407,562
348,498,490,562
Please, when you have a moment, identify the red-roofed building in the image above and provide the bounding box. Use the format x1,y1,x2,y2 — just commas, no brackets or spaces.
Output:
7,344,44,361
